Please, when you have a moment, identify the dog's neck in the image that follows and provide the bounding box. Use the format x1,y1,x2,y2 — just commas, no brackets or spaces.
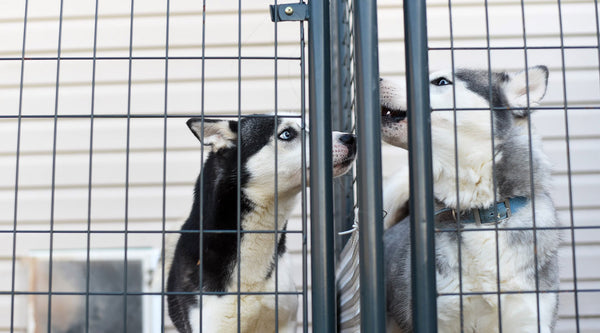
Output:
227,196,297,291
431,146,497,210
189,168,298,293
432,134,550,211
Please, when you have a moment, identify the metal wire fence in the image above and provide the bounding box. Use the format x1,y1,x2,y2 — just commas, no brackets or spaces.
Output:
1,0,600,332
339,0,600,332
1,0,312,332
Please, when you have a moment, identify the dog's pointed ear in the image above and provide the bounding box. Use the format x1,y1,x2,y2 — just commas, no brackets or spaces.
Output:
186,118,238,151
503,65,549,117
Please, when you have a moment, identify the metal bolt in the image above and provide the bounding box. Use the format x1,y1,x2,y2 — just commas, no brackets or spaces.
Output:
284,6,294,15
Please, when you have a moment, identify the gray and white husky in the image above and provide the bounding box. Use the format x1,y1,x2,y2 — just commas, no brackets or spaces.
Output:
167,114,356,333
381,66,560,333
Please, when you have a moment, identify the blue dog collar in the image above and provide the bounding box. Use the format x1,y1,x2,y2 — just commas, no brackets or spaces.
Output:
435,196,529,225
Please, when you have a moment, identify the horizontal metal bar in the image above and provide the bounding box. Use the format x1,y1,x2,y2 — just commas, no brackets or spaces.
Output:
0,114,305,119
437,289,597,296
0,229,306,234
428,45,600,51
0,225,597,235
2,106,599,119
0,291,305,296
1,288,598,297
0,56,301,61
434,226,600,232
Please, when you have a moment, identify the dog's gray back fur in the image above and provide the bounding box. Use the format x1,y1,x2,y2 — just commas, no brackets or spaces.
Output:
384,218,412,332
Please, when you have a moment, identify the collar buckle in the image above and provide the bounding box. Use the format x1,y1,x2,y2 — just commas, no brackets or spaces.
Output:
494,198,513,224
439,197,526,225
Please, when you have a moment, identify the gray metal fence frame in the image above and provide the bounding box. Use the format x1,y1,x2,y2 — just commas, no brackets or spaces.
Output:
308,0,388,331
309,0,436,331
402,0,438,332
308,0,338,331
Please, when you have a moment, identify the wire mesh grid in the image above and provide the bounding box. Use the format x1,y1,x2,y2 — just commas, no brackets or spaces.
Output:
0,0,317,332
337,0,600,332
426,1,600,332
411,2,595,333
1,0,600,332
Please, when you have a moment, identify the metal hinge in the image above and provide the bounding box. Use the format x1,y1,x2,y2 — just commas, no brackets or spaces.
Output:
269,3,309,22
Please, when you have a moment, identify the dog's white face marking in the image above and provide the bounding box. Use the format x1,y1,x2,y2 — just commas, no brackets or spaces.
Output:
244,118,356,204
380,70,492,149
187,114,357,206
429,70,497,207
380,73,495,207
243,118,306,203
380,67,549,209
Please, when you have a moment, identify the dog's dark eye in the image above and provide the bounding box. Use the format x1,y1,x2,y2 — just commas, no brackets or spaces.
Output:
431,77,452,86
278,129,296,141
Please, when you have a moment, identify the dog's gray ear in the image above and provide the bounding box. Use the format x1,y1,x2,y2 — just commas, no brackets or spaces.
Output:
187,118,238,151
503,65,549,117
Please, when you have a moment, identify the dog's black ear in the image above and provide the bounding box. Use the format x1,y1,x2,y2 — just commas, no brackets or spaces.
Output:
187,118,238,151
503,65,549,117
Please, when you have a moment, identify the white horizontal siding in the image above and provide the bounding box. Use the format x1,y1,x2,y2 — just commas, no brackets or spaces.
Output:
0,0,599,331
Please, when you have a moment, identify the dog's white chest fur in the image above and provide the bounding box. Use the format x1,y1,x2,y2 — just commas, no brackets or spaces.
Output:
435,199,557,333
188,253,298,333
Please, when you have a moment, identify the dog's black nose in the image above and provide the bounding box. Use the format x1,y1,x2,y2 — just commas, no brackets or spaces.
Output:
339,134,355,146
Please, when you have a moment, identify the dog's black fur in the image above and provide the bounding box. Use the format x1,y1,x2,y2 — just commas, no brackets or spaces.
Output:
166,117,285,332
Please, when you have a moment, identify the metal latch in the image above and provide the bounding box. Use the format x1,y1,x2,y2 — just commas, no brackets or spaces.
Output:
269,3,309,22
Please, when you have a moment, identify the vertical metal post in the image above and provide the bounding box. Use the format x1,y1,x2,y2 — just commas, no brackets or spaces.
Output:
403,0,438,332
352,0,386,332
308,1,336,332
330,0,355,254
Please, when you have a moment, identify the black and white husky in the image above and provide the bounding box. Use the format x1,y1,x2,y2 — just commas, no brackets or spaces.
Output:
167,114,356,333
380,66,560,332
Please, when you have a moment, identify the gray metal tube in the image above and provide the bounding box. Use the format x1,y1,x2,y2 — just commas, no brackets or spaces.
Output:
403,0,438,332
352,0,386,332
330,0,356,255
308,1,336,332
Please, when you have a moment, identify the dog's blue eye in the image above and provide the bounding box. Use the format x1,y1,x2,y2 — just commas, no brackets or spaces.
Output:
278,129,295,141
431,77,452,86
